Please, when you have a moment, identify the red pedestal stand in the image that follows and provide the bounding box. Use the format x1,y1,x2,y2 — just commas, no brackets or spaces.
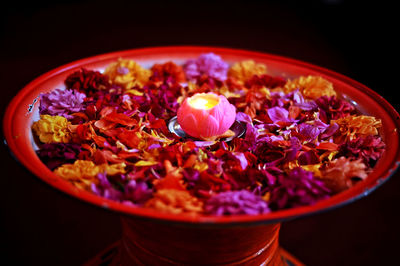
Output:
84,217,304,265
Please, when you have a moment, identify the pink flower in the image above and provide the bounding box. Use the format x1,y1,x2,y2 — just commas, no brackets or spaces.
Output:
39,88,86,119
177,93,236,139
183,53,229,81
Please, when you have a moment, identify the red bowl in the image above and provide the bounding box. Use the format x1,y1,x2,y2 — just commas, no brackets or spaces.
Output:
3,46,400,225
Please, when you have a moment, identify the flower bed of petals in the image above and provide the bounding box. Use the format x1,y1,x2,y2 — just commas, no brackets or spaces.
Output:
32,53,385,216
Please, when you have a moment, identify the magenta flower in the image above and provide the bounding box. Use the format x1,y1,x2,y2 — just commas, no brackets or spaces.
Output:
205,190,270,215
267,106,296,124
268,167,331,210
36,143,82,170
124,180,153,204
177,93,236,139
339,135,385,167
183,53,229,81
316,95,356,121
91,173,124,201
39,88,86,119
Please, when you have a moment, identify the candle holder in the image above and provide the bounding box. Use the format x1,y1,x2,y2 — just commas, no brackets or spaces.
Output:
3,47,400,266
168,116,246,142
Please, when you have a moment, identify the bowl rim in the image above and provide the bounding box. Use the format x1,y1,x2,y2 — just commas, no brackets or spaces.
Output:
3,45,400,226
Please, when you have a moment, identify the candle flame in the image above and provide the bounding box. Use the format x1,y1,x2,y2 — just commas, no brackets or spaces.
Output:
189,95,219,110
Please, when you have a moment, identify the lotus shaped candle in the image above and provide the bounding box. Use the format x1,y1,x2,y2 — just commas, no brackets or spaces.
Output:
177,92,236,140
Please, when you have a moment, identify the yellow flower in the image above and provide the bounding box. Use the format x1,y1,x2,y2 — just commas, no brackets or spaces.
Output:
145,189,203,215
228,60,267,83
104,58,151,89
301,164,323,178
54,160,126,190
284,75,336,99
333,115,382,140
32,115,71,143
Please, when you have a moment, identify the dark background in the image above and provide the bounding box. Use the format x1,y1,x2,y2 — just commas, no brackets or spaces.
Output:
1,0,399,265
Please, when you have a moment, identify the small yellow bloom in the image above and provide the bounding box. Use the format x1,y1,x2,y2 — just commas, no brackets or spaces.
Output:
333,115,382,140
228,60,267,83
301,164,323,178
284,75,336,99
104,58,151,89
32,115,71,143
145,189,203,215
54,160,126,189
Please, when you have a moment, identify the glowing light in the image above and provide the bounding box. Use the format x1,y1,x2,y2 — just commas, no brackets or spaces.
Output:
188,94,220,110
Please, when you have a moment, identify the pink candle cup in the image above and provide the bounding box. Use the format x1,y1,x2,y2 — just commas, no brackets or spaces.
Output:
177,93,236,140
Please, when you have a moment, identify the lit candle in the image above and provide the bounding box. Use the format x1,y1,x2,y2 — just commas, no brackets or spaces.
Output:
177,92,236,140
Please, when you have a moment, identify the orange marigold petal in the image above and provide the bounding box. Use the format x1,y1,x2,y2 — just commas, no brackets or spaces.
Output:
104,58,151,89
228,60,267,83
284,75,336,99
145,189,203,215
321,157,368,192
333,115,382,140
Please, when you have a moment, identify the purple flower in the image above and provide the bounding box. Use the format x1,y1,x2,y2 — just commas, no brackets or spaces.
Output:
124,180,153,204
291,90,318,110
91,173,124,201
36,143,81,170
39,88,86,119
236,112,252,124
267,106,296,124
297,123,321,142
183,53,229,81
205,190,270,215
268,167,331,210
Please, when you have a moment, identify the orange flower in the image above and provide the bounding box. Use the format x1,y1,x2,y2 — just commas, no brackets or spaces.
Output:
54,160,126,190
333,115,382,140
321,157,368,192
104,58,151,89
228,60,267,83
145,189,203,215
284,75,336,99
